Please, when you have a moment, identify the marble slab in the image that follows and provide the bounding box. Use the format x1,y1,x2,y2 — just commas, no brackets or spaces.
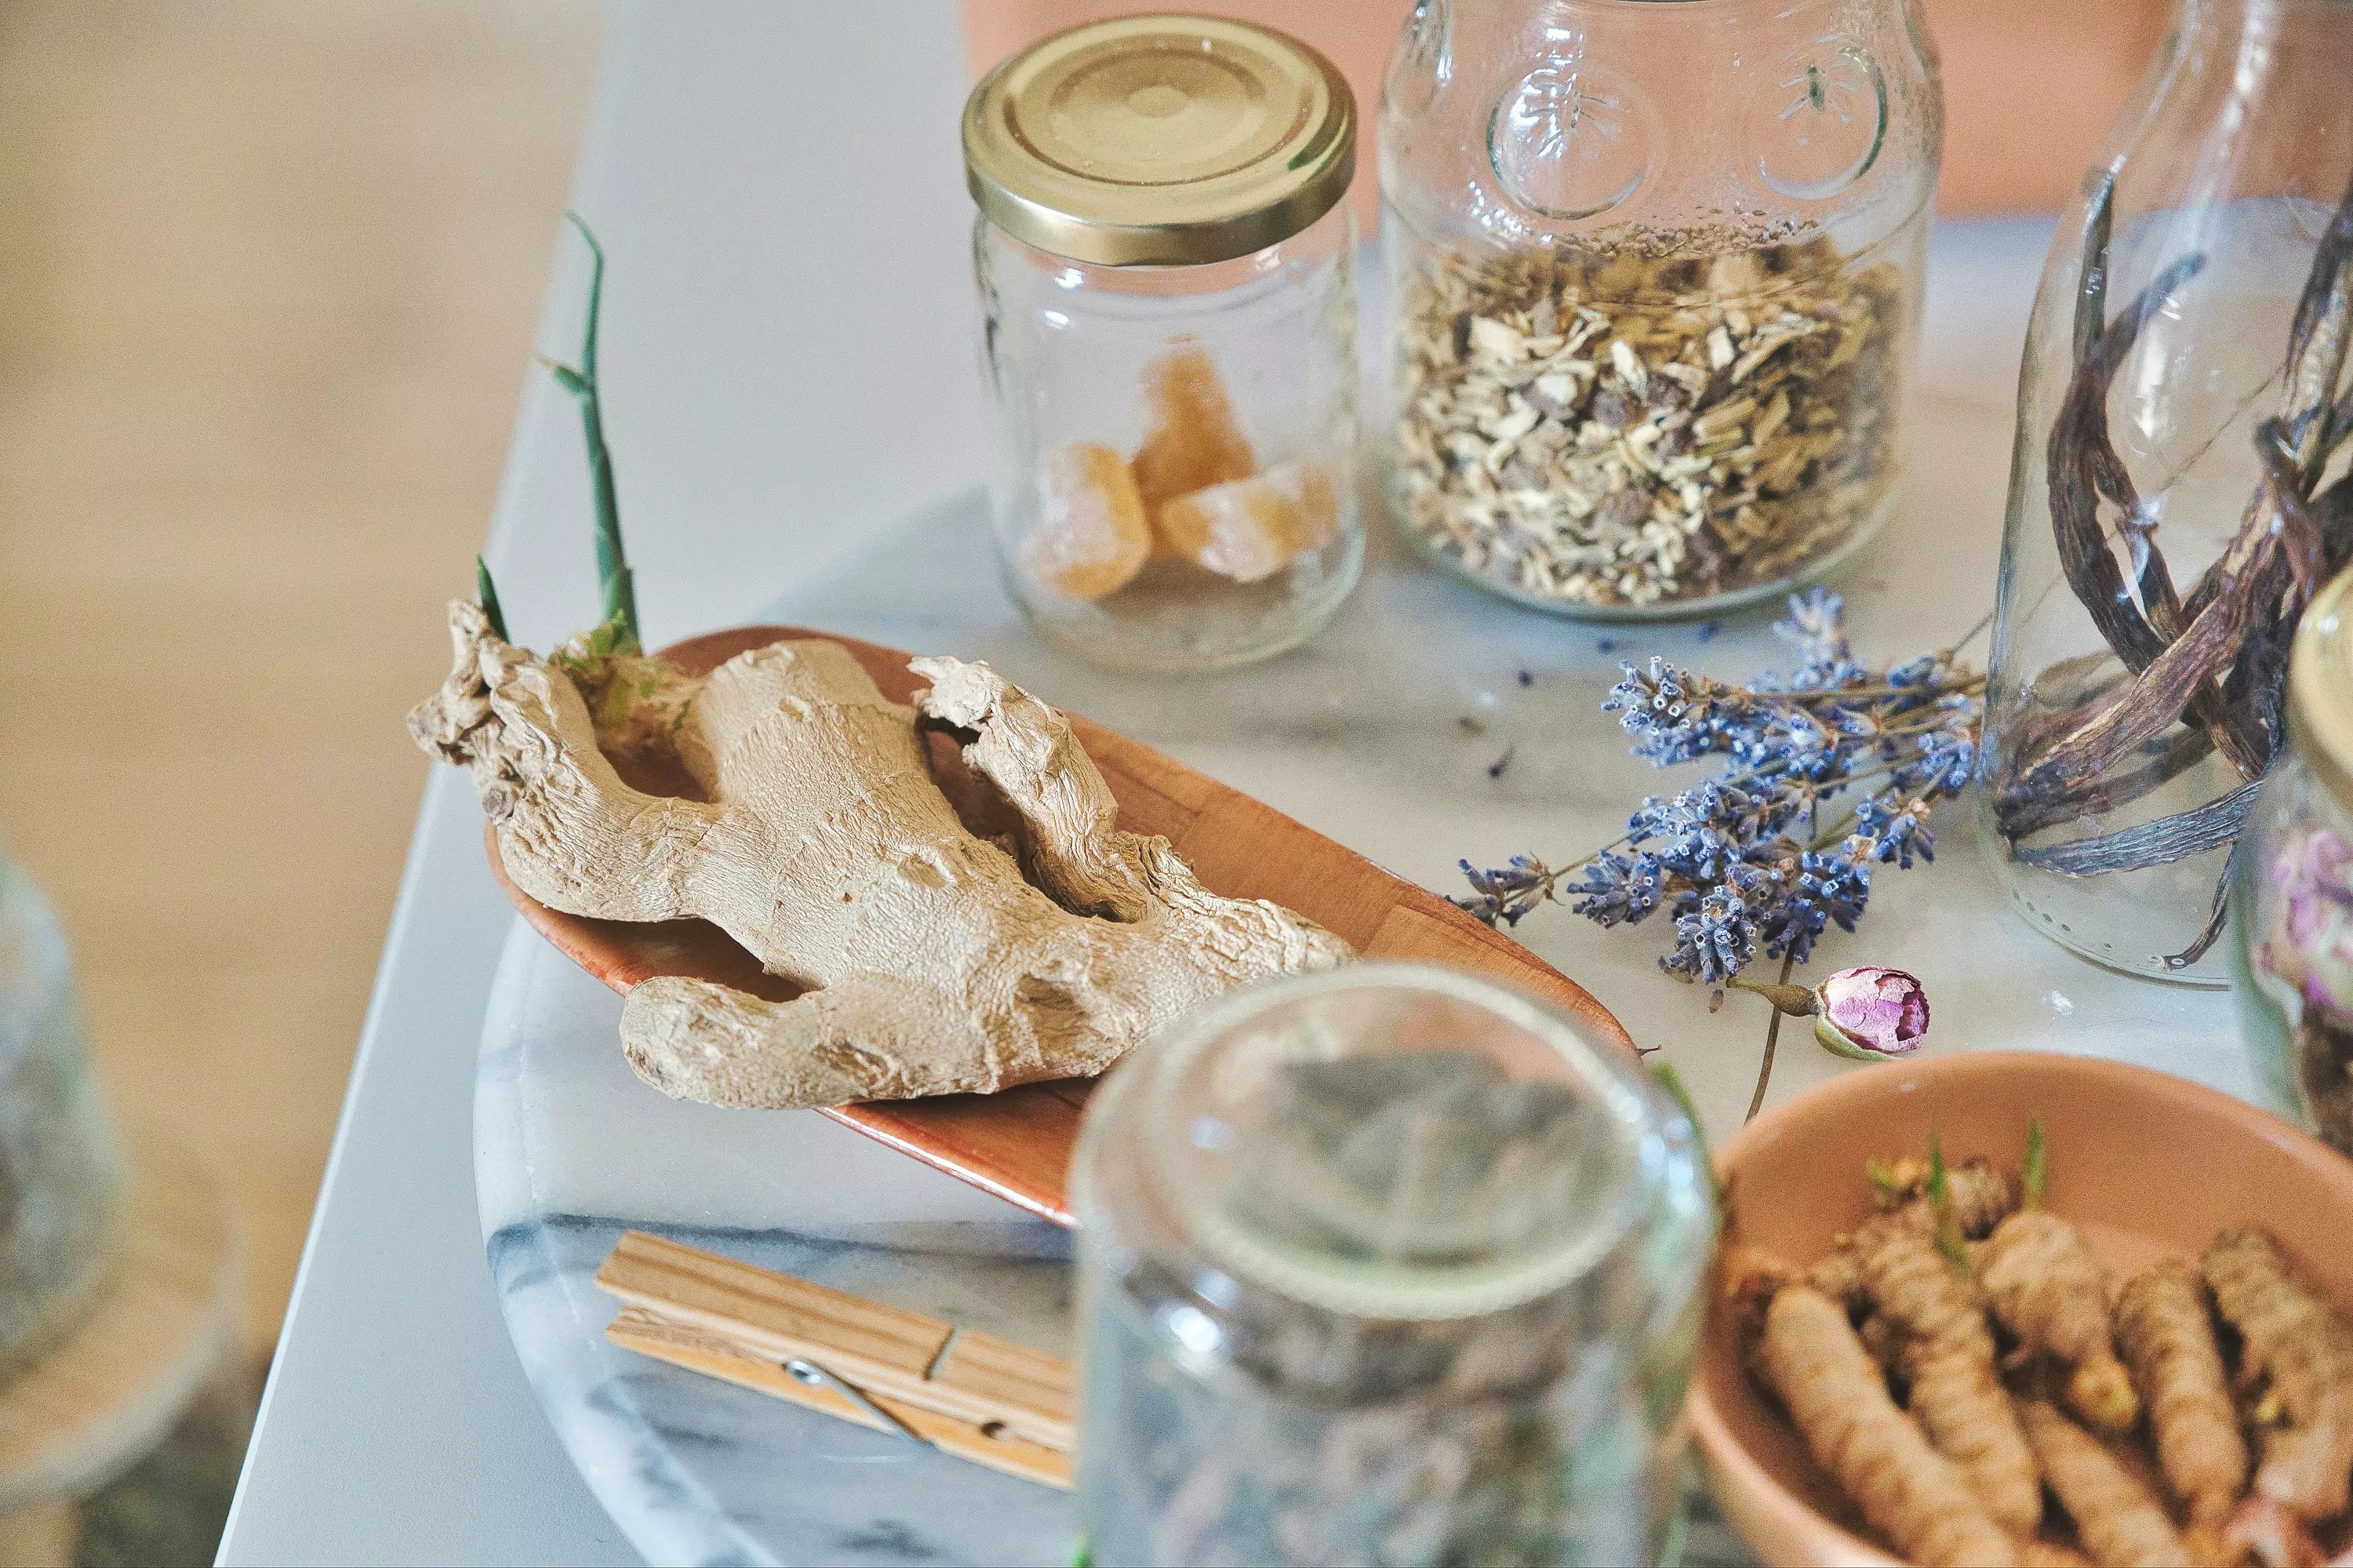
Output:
474,225,2264,1565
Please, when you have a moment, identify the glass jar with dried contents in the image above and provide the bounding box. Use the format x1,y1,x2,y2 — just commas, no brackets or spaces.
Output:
2234,566,2353,1155
1980,0,2353,984
965,16,1362,672
1070,964,1713,1566
1380,0,1940,617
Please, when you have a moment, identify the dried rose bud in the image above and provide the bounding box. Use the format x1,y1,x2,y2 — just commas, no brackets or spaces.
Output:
1812,966,1928,1060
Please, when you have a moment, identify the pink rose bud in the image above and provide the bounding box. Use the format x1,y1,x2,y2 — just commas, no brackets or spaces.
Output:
1812,966,1928,1060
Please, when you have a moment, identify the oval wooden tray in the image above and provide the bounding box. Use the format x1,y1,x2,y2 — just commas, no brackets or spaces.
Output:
486,624,1633,1227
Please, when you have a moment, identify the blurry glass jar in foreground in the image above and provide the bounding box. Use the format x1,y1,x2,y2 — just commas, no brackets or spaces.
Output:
964,16,1363,673
1980,0,2353,984
1071,964,1713,1567
1379,0,1939,619
1374,0,1939,617
0,838,122,1379
2234,566,2353,1155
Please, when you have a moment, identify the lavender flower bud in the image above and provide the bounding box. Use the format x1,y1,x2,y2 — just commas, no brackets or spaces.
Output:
1811,966,1929,1060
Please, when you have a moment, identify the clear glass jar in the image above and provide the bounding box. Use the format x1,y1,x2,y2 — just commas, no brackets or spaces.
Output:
1070,964,1714,1567
2232,566,2353,1155
1980,0,2353,984
964,16,1364,672
0,838,122,1378
1377,0,1940,620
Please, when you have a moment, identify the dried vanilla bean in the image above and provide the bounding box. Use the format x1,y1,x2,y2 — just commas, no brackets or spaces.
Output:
2013,781,2261,877
1998,166,2353,904
1998,728,2213,842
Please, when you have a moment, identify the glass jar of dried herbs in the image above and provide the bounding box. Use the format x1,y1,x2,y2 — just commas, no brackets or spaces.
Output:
1377,0,1940,618
1980,0,2353,984
2232,564,2353,1155
1068,965,1713,1567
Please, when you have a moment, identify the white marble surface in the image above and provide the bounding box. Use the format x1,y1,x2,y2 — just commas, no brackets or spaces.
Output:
475,245,2260,1557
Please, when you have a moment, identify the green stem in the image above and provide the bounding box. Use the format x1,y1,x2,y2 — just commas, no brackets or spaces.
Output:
548,212,638,653
475,555,510,642
1744,949,1800,1123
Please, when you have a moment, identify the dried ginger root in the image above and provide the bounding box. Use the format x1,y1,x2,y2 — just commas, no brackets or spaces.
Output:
1131,344,1255,517
2017,1398,2193,1568
1820,1219,2042,1534
1978,1210,2139,1435
1020,441,1153,599
410,602,1351,1108
1744,1278,2018,1568
2117,1259,2250,1527
2203,1228,2353,1521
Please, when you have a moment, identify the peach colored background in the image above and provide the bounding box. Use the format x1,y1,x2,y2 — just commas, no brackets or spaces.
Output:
961,0,2172,217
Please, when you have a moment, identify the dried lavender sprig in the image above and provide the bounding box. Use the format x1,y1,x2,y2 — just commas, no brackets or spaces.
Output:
1453,589,1984,986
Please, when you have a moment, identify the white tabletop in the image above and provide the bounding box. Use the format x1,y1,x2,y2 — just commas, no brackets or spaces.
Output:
220,3,2105,1563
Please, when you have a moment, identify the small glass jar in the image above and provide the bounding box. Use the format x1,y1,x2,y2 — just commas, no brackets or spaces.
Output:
1070,963,1713,1567
1980,0,2353,984
1377,0,1940,618
964,16,1364,673
2232,566,2353,1155
0,837,122,1377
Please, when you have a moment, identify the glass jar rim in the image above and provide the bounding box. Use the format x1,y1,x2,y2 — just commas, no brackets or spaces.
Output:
1086,962,1669,1321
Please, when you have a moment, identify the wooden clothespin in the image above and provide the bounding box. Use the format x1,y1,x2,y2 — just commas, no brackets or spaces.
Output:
595,1230,1075,1489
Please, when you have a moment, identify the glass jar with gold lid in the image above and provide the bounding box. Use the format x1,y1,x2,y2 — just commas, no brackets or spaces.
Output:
964,16,1362,672
2233,565,2353,1155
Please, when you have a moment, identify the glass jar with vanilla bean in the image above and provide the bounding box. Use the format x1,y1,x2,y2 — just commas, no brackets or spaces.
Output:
1379,0,1940,618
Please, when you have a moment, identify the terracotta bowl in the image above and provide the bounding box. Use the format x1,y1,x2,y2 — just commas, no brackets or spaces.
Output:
1686,1050,2353,1568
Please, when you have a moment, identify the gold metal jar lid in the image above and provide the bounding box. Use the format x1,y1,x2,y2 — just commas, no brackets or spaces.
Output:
2291,564,2353,809
962,15,1355,267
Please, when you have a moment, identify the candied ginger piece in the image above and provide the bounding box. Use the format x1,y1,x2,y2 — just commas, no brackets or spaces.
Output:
1155,460,1340,584
1131,345,1255,512
1020,442,1151,599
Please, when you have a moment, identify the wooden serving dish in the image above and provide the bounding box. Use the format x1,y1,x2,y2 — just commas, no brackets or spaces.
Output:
486,624,1632,1228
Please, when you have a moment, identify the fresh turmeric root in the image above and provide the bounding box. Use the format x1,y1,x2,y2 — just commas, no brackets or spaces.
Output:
2202,1228,2353,1522
1869,1153,2020,1237
1816,1155,2019,1308
1828,1221,2043,1534
1746,1279,2019,1568
2015,1542,2098,1568
2220,1494,2326,1568
2018,1397,2192,1567
2117,1259,2249,1528
1977,1210,2139,1435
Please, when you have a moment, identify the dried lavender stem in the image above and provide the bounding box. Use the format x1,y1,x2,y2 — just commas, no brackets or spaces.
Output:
1744,950,1801,1124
